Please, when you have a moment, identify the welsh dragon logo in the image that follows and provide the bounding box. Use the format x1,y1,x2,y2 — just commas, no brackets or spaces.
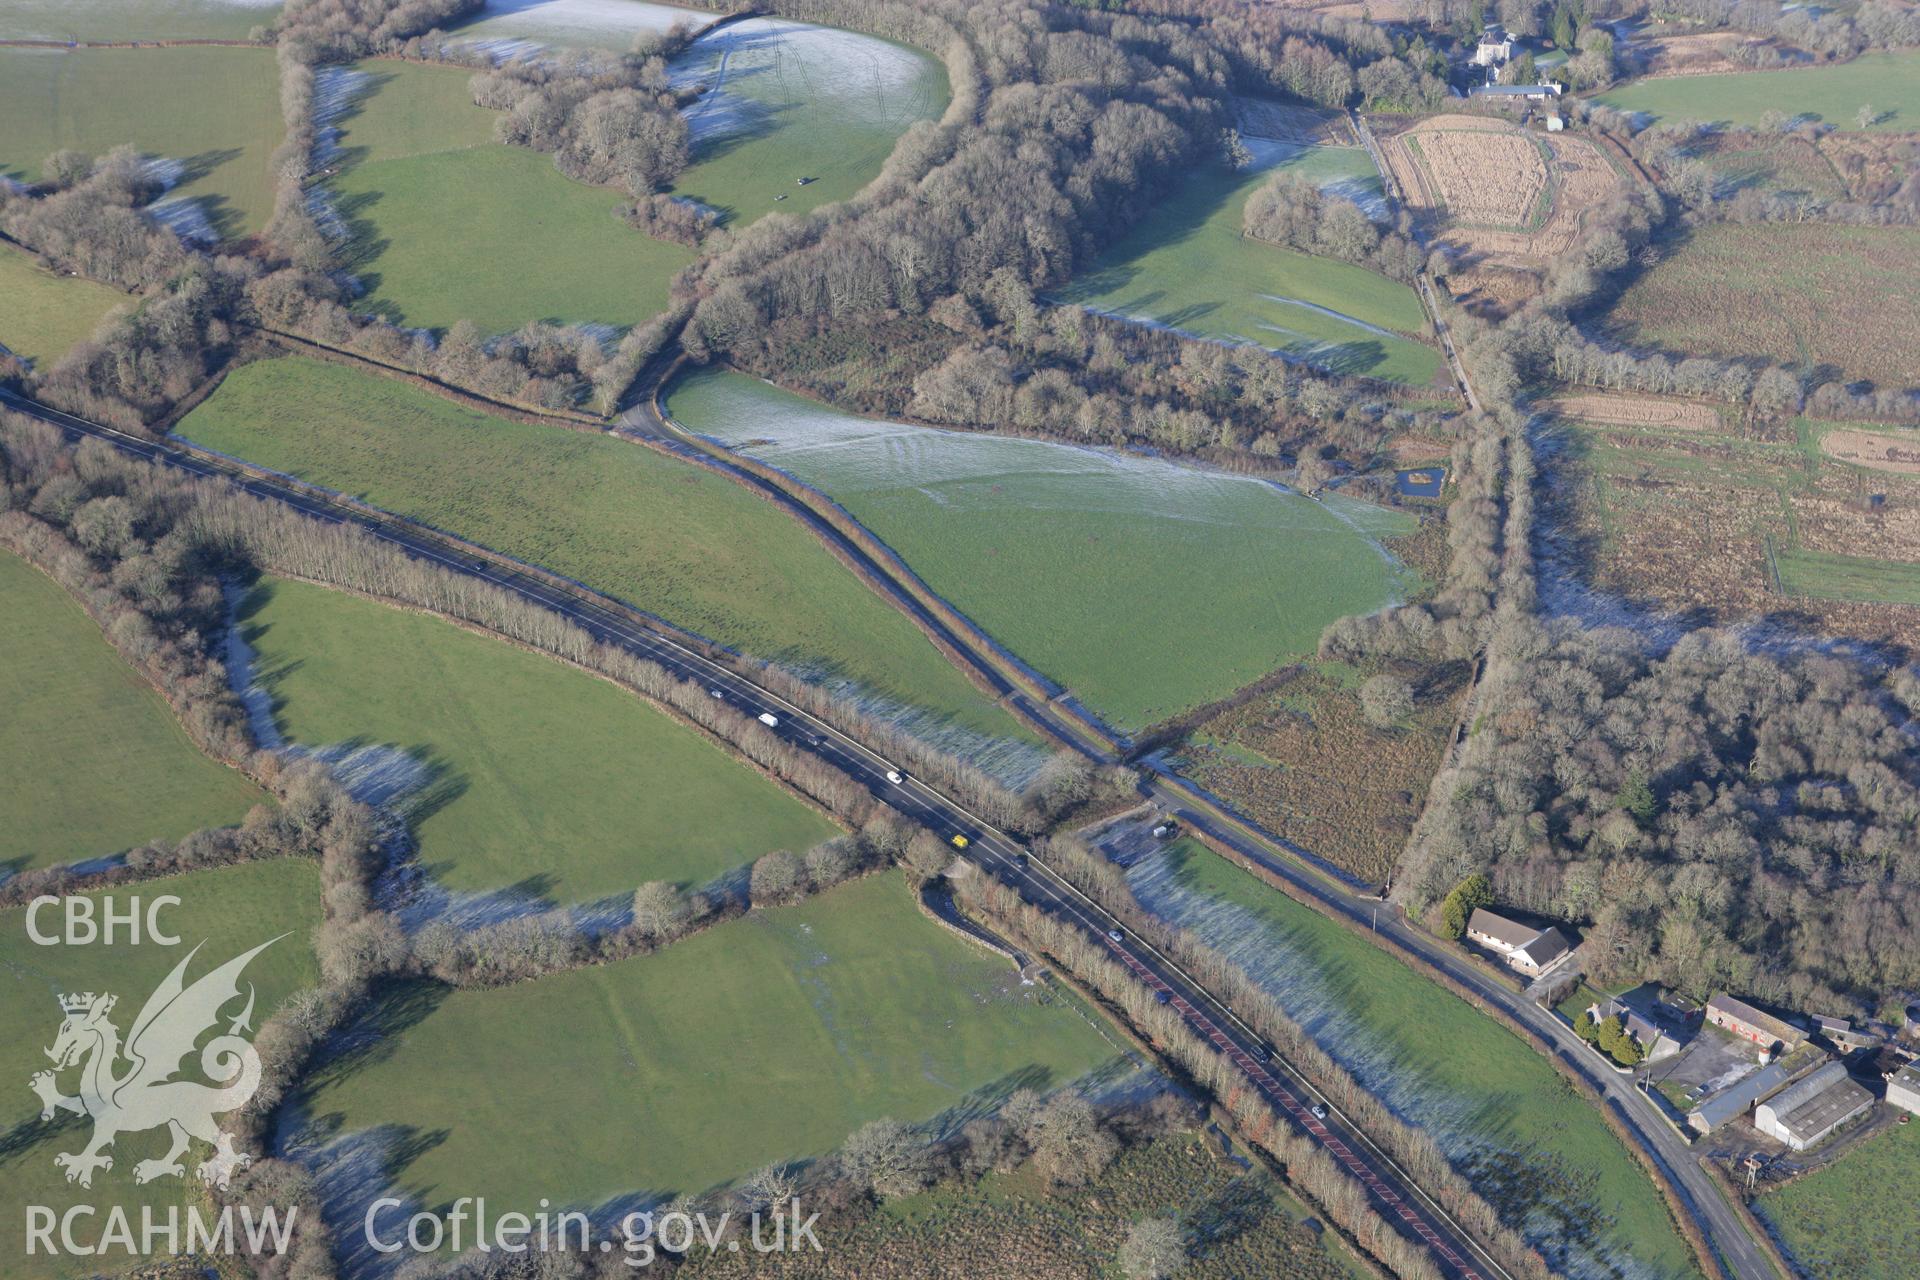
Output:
29,937,282,1190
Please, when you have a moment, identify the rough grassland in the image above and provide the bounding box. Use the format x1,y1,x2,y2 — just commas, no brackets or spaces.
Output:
1609,222,1920,390
667,18,949,225
1128,842,1700,1280
1597,51,1920,132
298,872,1123,1216
0,550,263,875
241,576,840,904
328,61,694,333
176,357,1026,748
0,47,284,240
0,244,125,368
1057,142,1441,385
1758,1121,1920,1280
669,369,1419,732
681,1132,1369,1280
0,0,280,42
0,860,323,1280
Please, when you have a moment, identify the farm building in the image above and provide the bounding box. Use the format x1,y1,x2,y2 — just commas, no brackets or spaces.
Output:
1468,83,1563,104
1472,26,1515,67
1465,907,1572,976
1690,1062,1793,1135
1707,994,1807,1054
1810,1013,1882,1052
1887,1062,1920,1115
1753,1062,1873,1150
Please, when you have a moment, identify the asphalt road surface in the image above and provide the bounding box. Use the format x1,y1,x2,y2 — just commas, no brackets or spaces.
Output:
5,387,1515,1280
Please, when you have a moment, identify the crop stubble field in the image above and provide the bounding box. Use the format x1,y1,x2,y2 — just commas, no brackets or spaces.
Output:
176,356,1030,755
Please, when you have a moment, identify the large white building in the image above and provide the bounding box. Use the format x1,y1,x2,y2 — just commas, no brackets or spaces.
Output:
1754,1061,1873,1150
1887,1062,1920,1115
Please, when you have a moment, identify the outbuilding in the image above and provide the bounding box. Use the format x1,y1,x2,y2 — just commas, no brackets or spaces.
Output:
1706,994,1806,1054
1753,1062,1873,1150
1886,1062,1920,1115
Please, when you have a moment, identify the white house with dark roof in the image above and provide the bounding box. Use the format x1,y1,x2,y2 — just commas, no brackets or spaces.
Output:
1465,907,1572,977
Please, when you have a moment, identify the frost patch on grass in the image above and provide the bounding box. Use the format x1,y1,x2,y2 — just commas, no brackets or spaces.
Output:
449,0,701,54
1258,294,1399,341
673,17,935,145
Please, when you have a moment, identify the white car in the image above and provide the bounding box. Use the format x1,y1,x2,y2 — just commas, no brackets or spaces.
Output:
709,688,724,699
1108,930,1124,943
1310,1104,1327,1121
885,770,904,785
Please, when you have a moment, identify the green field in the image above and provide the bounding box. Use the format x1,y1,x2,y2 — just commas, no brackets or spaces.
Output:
1758,1121,1920,1280
0,244,124,368
0,860,323,1279
1597,51,1920,132
1056,140,1441,385
299,871,1123,1214
1775,546,1920,606
1129,841,1700,1280
666,17,949,225
0,0,278,42
175,357,1030,758
240,575,840,904
448,0,703,52
668,368,1419,732
0,46,284,241
326,61,695,333
0,550,263,875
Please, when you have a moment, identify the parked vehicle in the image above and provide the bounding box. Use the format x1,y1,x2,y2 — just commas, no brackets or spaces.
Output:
757,712,779,727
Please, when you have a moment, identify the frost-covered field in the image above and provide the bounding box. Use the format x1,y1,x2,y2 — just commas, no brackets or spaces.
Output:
446,0,703,56
668,368,1419,732
0,0,279,42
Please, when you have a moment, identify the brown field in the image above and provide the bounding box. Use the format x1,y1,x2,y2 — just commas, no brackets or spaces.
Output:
1387,115,1628,299
1820,428,1920,474
1633,31,1770,78
1609,222,1920,391
1235,97,1355,146
1546,394,1723,431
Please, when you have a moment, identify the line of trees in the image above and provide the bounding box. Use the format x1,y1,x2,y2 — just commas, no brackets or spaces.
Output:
1243,170,1425,283
469,48,692,199
271,0,482,63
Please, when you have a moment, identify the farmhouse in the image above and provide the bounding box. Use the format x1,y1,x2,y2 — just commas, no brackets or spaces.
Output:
1707,994,1807,1054
1472,25,1515,67
1753,1062,1874,1150
1586,996,1672,1059
1887,1062,1920,1115
1465,907,1571,976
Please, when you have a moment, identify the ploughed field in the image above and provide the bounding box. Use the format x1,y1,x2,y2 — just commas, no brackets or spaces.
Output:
667,368,1420,734
236,576,842,912
291,872,1124,1248
0,549,263,875
1056,139,1442,385
1596,51,1920,133
0,46,284,241
0,862,324,1279
175,356,1035,761
0,243,126,370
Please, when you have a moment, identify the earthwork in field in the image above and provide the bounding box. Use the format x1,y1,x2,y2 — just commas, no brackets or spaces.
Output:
0,46,284,241
235,576,842,915
1124,840,1701,1280
1058,137,1441,385
175,356,1037,767
0,0,279,42
1596,50,1920,133
1606,222,1920,391
667,367,1421,734
0,861,324,1279
0,550,263,875
289,871,1126,1263
0,243,126,369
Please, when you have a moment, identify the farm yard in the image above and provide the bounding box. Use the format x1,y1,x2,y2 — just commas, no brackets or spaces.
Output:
236,576,842,911
322,61,694,334
0,0,280,42
1122,841,1701,1280
0,244,125,370
1757,1121,1920,1280
678,1131,1369,1280
1596,50,1920,132
0,46,284,242
1384,114,1626,299
292,872,1124,1239
175,356,1033,759
1056,139,1443,385
1607,222,1920,391
0,550,263,875
0,861,324,1280
1544,404,1920,647
667,17,950,225
667,368,1422,734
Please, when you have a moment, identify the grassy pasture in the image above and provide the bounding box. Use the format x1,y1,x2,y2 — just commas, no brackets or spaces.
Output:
668,368,1420,733
1609,222,1920,390
298,872,1123,1215
0,860,323,1279
1127,841,1700,1280
1775,546,1920,606
175,357,1028,752
0,550,263,876
447,0,703,52
1596,51,1920,132
0,244,125,368
0,0,279,42
1758,1121,1920,1280
239,576,840,905
666,17,949,226
0,46,283,241
1056,141,1441,385
326,61,694,334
